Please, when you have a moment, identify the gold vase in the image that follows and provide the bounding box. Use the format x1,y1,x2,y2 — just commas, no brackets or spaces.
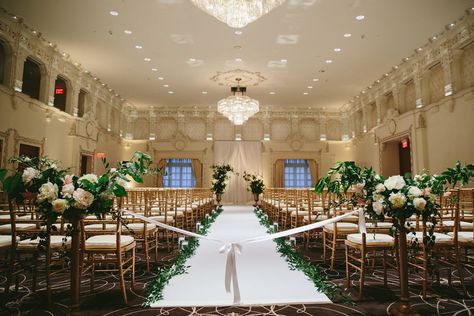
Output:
253,193,260,207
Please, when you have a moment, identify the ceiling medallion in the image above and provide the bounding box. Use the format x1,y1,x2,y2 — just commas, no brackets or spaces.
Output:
217,78,259,125
190,0,286,28
210,69,266,87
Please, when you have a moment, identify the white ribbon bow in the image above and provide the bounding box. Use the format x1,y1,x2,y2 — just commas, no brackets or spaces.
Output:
219,242,242,304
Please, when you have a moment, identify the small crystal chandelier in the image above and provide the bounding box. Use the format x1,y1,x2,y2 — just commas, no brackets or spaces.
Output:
190,0,286,29
217,78,259,125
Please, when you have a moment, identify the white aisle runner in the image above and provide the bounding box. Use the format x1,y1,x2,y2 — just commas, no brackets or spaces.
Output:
150,205,331,307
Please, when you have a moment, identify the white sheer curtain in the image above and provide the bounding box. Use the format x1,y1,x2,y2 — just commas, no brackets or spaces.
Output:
214,141,262,204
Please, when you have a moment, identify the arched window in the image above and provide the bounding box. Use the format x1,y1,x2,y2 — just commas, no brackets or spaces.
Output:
21,57,42,100
77,89,87,117
53,76,67,112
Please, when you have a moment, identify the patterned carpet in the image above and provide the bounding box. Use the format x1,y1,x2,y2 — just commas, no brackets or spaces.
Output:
0,239,473,316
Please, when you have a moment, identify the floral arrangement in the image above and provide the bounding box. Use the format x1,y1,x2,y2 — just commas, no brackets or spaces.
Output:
210,164,234,195
0,152,156,224
242,171,265,195
315,161,473,233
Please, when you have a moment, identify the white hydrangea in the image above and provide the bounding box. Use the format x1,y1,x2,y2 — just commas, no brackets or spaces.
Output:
388,192,407,209
384,175,406,191
372,193,384,202
22,167,41,185
37,182,58,203
115,177,129,188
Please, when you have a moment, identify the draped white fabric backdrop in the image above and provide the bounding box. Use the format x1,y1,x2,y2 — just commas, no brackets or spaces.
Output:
213,141,262,204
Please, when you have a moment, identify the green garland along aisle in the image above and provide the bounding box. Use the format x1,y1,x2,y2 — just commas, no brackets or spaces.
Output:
144,207,223,306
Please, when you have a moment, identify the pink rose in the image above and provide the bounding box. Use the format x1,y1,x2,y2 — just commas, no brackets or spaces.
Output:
64,174,74,185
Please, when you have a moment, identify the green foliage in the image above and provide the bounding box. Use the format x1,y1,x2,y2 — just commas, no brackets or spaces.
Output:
210,164,234,195
254,207,353,305
144,207,223,306
439,161,474,189
242,171,265,195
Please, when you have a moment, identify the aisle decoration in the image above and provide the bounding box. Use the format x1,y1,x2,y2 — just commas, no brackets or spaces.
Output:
210,164,234,205
0,151,157,314
254,207,352,304
315,160,473,315
242,171,265,206
144,207,223,306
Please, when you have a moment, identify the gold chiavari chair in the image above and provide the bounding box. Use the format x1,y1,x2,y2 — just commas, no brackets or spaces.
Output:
82,209,136,304
148,189,174,250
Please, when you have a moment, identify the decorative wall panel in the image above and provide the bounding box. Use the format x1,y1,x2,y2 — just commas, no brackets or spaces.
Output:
271,118,290,140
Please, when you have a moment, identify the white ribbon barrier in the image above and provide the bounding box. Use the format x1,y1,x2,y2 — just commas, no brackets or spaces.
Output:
123,207,366,305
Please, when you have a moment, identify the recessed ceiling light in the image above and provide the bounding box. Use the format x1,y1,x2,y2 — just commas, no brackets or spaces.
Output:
235,58,242,62
384,73,389,77
12,16,18,20
303,92,309,95
269,91,275,95
325,59,333,64
416,47,422,53
450,23,455,27
312,78,319,82
393,65,399,70
124,30,132,35
158,77,164,80
144,57,151,62
135,44,143,49
280,59,288,63
356,15,365,21
163,84,169,88
151,68,158,72
307,86,313,89
202,91,208,95
101,83,106,86
189,58,196,62
234,30,243,35
168,91,174,94
109,11,119,16
334,48,342,52
343,33,352,38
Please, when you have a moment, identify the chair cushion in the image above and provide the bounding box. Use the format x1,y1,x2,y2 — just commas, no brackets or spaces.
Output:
441,220,473,230
122,222,156,233
408,232,453,245
18,235,71,249
0,214,31,220
0,235,18,248
303,214,328,222
85,235,135,250
366,222,393,229
324,222,359,232
148,215,174,223
341,215,359,223
347,233,395,247
0,223,37,233
447,231,474,243
291,210,309,216
84,224,116,231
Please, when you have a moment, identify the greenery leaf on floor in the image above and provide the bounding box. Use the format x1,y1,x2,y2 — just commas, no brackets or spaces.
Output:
144,207,223,306
254,207,353,305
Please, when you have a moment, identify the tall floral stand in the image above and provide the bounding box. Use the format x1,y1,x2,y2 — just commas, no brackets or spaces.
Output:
70,218,82,315
389,217,420,316
252,193,260,207
215,194,222,207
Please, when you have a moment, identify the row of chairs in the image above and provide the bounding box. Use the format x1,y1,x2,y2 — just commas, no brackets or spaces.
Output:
0,187,215,306
260,187,474,299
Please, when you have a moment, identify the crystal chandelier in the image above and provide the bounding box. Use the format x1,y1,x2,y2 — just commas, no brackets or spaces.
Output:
190,0,286,28
217,78,259,125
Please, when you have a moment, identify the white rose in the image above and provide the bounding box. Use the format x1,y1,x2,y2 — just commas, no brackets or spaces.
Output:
73,188,94,209
37,182,58,203
414,174,421,181
373,201,384,215
354,181,365,193
110,168,117,173
22,167,41,185
375,183,386,193
407,186,422,198
375,175,381,181
384,175,406,191
52,199,68,213
413,197,427,211
79,173,98,184
372,193,384,202
62,183,75,198
389,192,407,209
